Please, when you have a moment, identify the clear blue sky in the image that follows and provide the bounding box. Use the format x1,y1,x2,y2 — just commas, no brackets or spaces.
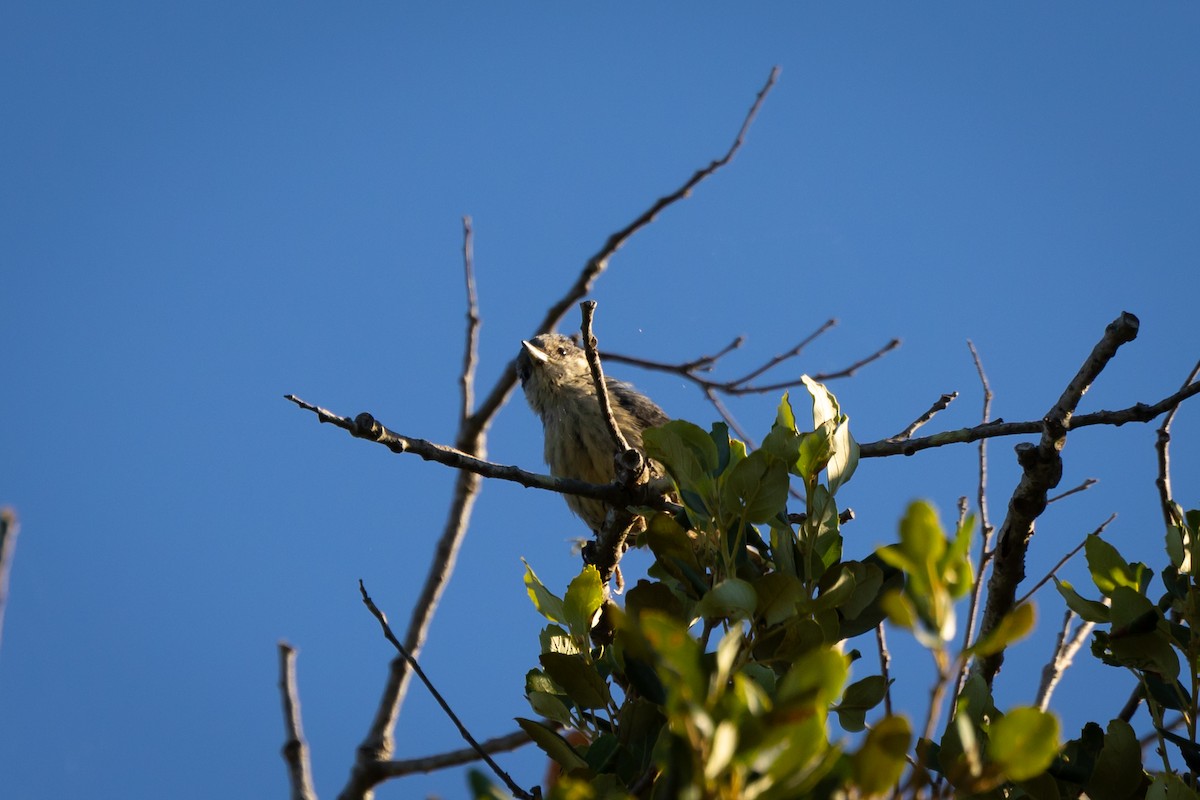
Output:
3,4,1199,798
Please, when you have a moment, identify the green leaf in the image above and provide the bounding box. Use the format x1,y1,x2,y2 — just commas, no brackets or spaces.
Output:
801,376,858,493
524,560,566,623
899,500,947,568
1053,578,1111,623
753,572,805,627
515,717,588,772
563,565,604,639
540,652,611,709
1085,534,1141,596
968,603,1035,657
643,420,719,492
777,646,848,707
696,578,757,623
527,690,574,727
1084,719,1145,800
722,449,789,524
833,675,888,733
988,707,1060,781
852,714,912,797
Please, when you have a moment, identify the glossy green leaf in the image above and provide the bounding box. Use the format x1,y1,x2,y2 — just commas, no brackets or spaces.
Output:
524,560,566,623
1053,578,1111,623
1085,534,1141,596
563,565,604,639
988,707,1060,781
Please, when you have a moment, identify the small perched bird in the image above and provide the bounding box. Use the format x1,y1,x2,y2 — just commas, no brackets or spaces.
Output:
517,333,670,533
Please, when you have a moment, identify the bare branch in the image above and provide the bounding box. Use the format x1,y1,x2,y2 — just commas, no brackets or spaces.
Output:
358,582,535,800
580,301,631,453
890,392,958,441
284,395,664,510
278,642,318,800
975,311,1140,686
459,216,480,423
809,338,902,383
1047,477,1098,505
0,508,17,654
954,340,993,705
876,623,894,718
858,375,1200,459
729,319,837,387
1036,610,1098,711
1157,360,1200,530
378,728,543,778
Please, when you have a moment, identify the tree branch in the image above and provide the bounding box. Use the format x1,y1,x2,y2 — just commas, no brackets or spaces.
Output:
377,728,542,778
358,582,535,800
975,312,1140,686
278,642,318,800
284,395,665,510
1156,360,1200,530
858,376,1200,458
0,508,17,655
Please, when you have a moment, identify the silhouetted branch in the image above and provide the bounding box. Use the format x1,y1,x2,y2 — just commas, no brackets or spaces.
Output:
1047,478,1098,505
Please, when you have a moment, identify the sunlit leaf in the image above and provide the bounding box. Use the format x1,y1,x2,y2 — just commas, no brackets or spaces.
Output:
988,707,1060,781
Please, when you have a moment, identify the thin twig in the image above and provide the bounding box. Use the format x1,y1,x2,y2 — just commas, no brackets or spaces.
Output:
459,216,480,423
876,623,893,717
975,312,1140,686
278,643,318,800
890,392,959,441
729,319,837,387
603,325,900,396
1036,609,1097,711
378,728,544,777
808,338,902,384
1157,360,1200,530
1047,478,1098,504
1016,514,1117,607
580,301,630,452
358,582,535,800
0,508,17,654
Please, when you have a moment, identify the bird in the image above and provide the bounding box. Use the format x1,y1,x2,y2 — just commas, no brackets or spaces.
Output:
516,333,670,533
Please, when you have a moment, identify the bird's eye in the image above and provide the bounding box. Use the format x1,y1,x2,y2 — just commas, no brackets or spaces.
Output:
556,347,568,357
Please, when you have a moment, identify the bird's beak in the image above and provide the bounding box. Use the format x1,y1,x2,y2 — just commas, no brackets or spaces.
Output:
521,340,549,364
